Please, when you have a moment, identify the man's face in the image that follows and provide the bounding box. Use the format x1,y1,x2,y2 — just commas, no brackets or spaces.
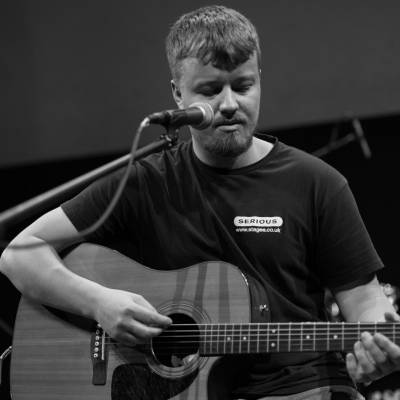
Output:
172,53,261,158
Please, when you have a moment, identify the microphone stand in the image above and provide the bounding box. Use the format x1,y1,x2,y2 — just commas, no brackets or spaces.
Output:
312,117,371,159
0,129,179,237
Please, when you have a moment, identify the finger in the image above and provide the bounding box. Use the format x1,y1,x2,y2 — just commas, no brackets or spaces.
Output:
346,351,372,384
361,331,388,366
353,340,379,379
129,301,172,327
131,296,172,327
384,312,400,322
133,294,159,312
126,319,165,341
373,332,400,364
346,352,358,381
112,330,141,346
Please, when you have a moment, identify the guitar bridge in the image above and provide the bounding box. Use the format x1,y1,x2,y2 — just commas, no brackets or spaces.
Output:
91,323,109,385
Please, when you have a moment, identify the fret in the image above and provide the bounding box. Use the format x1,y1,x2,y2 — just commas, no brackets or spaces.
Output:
223,323,227,354
238,324,242,353
199,325,206,354
249,324,258,353
218,323,223,354
269,323,278,352
204,324,210,355
209,324,214,354
243,324,251,353
327,322,330,351
358,321,361,342
209,324,216,354
341,322,344,351
278,323,288,352
203,324,209,354
302,322,314,351
260,323,267,353
276,324,281,351
289,323,300,351
329,323,343,351
257,323,260,353
226,324,233,354
232,324,240,353
288,322,291,352
313,322,316,351
213,324,220,354
300,322,303,352
393,322,395,344
343,323,357,351
245,324,251,354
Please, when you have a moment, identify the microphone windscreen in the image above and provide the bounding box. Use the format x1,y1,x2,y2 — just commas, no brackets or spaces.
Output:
189,102,214,130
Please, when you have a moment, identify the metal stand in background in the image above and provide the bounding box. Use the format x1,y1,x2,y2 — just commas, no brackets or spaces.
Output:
0,346,12,388
312,117,371,159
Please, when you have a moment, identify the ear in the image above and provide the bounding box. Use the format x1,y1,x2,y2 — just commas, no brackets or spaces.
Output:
171,80,184,109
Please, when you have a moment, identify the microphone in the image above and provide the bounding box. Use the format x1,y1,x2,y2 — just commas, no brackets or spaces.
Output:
351,118,372,159
147,102,214,130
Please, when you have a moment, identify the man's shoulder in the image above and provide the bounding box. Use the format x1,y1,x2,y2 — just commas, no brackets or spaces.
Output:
277,139,346,184
137,140,191,172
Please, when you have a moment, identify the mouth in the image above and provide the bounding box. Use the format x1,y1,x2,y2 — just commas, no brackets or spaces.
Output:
215,124,241,133
214,120,244,130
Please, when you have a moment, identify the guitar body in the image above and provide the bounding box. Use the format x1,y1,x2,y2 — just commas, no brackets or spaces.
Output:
10,243,252,400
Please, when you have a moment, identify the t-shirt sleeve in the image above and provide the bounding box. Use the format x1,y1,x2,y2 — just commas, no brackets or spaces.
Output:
315,181,384,290
61,167,139,246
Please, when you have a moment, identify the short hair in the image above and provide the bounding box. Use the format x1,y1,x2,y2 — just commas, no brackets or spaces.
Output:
166,5,261,82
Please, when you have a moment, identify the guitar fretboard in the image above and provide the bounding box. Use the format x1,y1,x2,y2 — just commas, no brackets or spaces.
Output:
184,322,400,355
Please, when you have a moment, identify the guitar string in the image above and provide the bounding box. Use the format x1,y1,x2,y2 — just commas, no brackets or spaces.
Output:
105,333,399,342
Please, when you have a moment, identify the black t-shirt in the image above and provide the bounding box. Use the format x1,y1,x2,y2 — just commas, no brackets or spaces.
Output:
61,135,383,397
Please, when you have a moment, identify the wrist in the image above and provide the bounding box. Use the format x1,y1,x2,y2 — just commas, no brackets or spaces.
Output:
83,281,109,322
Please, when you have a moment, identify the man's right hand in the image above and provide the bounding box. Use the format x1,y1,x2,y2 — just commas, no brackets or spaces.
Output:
0,207,172,347
94,287,172,346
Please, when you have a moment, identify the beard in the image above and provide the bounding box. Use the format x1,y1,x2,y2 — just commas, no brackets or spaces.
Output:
196,128,254,158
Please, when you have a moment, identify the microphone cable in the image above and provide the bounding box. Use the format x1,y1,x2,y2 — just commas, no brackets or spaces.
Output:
0,116,151,250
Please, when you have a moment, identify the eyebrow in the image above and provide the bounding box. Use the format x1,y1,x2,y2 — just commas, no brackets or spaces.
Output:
193,74,256,88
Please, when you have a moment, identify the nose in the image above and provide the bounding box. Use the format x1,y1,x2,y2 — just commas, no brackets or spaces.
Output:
219,87,239,117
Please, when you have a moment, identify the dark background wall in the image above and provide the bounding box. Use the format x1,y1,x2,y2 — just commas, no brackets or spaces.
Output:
1,1,399,399
2,0,400,167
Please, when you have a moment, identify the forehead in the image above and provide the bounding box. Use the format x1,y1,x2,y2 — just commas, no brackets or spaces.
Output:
178,53,260,87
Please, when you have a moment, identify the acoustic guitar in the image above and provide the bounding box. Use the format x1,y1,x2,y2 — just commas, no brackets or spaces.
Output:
9,243,399,399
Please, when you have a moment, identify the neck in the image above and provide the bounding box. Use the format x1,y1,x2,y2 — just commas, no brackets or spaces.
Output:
193,137,273,169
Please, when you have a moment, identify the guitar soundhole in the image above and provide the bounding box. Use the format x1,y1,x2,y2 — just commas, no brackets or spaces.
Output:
152,313,199,368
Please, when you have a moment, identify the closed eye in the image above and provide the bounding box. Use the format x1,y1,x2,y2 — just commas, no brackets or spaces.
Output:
196,85,222,97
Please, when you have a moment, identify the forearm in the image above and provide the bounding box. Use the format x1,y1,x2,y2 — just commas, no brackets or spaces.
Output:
335,277,397,322
0,235,104,320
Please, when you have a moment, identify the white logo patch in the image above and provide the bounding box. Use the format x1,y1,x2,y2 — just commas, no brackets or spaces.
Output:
234,216,283,233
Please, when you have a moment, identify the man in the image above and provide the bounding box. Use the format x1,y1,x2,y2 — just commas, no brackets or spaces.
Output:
1,5,400,400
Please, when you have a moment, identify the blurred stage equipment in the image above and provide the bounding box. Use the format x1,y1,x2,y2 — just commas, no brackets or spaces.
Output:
0,319,12,337
313,117,371,159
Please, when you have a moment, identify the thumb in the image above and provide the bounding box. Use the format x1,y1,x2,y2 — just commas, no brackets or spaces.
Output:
384,311,400,322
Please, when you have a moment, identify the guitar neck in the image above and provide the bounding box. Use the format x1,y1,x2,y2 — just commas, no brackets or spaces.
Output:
191,322,400,355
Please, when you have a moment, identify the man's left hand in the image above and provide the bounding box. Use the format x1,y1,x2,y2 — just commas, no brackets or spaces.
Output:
346,312,400,384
